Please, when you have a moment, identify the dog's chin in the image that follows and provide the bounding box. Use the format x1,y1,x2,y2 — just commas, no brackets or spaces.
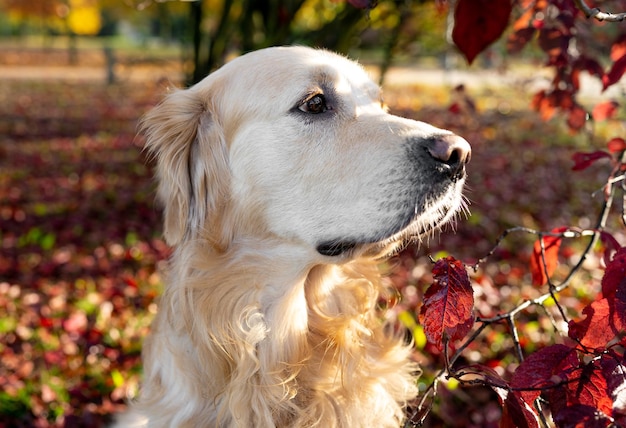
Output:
316,183,467,259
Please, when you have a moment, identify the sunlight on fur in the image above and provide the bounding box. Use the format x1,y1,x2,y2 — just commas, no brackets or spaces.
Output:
115,46,470,427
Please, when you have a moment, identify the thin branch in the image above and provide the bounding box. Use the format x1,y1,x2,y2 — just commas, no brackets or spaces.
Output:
408,150,625,424
506,315,525,363
573,0,626,21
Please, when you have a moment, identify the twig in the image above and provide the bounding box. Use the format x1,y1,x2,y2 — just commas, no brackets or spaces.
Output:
506,315,525,363
573,0,626,21
408,149,625,424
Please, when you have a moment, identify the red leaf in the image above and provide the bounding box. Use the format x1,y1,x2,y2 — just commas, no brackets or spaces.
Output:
538,28,569,60
530,227,567,286
608,137,626,154
511,344,579,405
571,151,611,171
531,90,552,120
567,105,588,131
460,364,508,388
565,360,614,416
452,0,512,64
507,27,536,53
603,55,626,91
512,3,536,30
124,276,139,288
611,34,626,62
448,102,461,114
501,392,540,428
575,56,605,80
40,316,54,328
602,247,626,299
419,256,474,349
600,353,626,417
554,404,610,428
568,298,624,349
592,101,619,121
531,89,575,121
599,231,622,266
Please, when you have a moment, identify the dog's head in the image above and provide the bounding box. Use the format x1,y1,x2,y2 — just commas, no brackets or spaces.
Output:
143,46,470,259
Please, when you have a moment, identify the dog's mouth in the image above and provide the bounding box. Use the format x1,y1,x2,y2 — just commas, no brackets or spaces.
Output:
316,180,468,258
316,240,359,257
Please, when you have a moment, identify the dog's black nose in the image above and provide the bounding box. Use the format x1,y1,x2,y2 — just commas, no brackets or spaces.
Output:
427,134,471,178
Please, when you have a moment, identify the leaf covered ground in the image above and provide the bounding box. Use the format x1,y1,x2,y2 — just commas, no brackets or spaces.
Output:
0,63,622,426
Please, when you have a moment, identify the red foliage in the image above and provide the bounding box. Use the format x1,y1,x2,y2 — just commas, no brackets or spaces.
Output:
608,137,626,154
571,150,611,171
452,0,513,64
592,101,619,121
419,256,474,349
529,226,566,286
603,55,626,90
434,246,626,426
485,0,626,131
568,298,622,349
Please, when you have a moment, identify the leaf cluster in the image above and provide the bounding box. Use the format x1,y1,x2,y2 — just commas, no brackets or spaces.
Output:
403,135,626,426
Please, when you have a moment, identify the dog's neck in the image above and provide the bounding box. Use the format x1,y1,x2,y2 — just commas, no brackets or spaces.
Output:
139,239,414,426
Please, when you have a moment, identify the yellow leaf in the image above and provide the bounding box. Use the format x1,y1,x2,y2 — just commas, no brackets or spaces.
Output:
111,369,124,388
68,0,101,35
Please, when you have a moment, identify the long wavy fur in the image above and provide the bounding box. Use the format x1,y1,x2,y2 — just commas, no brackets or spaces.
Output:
115,54,419,428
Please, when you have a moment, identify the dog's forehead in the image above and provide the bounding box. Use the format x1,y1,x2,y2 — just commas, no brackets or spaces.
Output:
219,46,380,101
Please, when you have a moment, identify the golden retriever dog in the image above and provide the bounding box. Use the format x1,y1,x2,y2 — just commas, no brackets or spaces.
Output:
116,46,470,428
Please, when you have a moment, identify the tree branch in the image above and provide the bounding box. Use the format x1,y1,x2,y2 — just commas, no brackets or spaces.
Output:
573,0,626,22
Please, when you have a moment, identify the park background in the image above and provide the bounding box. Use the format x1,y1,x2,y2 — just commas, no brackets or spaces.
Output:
1,0,626,427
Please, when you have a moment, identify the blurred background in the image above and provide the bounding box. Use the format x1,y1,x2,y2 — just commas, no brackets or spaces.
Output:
0,0,460,85
1,0,625,426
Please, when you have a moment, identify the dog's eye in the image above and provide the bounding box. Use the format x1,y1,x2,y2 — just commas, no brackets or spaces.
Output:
299,94,328,114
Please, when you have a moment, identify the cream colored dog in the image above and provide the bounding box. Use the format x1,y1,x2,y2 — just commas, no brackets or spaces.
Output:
116,46,470,427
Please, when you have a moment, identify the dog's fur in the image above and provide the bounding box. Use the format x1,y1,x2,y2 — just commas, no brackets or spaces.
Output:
116,46,470,427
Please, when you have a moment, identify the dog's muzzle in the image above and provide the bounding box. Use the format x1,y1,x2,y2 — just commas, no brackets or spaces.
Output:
316,133,471,258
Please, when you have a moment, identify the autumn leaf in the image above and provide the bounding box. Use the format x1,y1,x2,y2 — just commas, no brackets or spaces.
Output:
529,227,567,286
507,27,536,53
459,363,508,388
500,392,540,428
553,404,610,428
538,28,569,61
452,0,513,64
511,344,579,405
531,89,575,122
567,104,588,131
603,55,626,91
67,0,102,36
568,297,624,349
599,232,622,266
567,305,598,349
607,137,626,154
545,353,626,426
592,101,619,121
565,360,614,416
531,90,556,121
575,56,605,80
602,353,626,415
602,248,626,298
611,34,626,62
419,256,474,349
571,151,611,171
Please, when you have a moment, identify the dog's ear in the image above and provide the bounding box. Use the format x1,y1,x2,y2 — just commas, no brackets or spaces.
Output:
141,87,229,246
